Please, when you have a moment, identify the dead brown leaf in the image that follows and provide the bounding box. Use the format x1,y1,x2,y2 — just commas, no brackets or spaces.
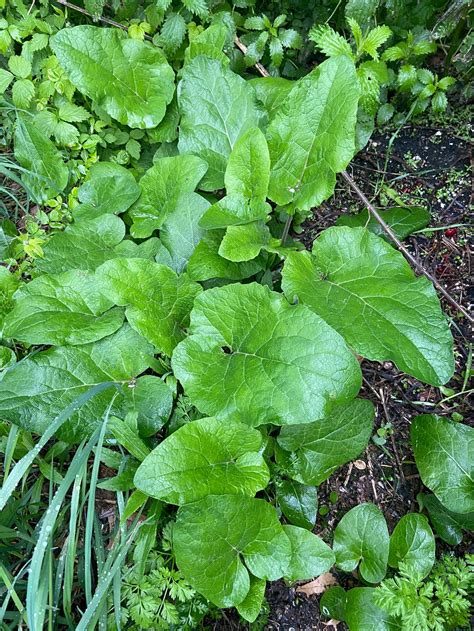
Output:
295,572,337,596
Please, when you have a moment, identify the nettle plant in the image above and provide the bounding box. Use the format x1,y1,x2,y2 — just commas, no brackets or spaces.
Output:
0,21,463,622
309,19,455,124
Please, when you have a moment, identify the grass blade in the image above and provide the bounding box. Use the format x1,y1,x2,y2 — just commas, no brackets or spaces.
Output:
26,430,101,630
0,382,117,512
76,520,142,631
84,398,116,604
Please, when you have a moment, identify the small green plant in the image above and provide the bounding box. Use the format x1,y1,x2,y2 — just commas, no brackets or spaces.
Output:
309,18,455,122
375,555,474,630
114,527,211,630
372,421,394,446
242,13,303,74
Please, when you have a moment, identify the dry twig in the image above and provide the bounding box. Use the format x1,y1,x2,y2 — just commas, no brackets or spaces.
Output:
341,170,472,323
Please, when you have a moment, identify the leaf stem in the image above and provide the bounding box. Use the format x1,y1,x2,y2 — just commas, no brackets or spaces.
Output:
281,213,293,245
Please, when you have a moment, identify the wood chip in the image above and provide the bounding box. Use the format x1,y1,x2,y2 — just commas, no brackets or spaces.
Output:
323,620,340,628
353,459,366,470
296,572,337,596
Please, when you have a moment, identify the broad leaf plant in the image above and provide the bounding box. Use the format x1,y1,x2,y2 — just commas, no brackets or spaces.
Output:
0,16,464,626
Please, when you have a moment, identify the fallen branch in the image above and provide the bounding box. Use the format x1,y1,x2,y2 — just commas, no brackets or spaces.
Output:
234,37,270,78
54,0,152,38
341,170,472,323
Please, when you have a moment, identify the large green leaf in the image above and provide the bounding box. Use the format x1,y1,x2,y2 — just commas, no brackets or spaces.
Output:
277,399,374,485
177,55,263,191
411,415,474,514
344,588,401,631
36,215,159,274
134,416,269,504
95,258,201,356
267,56,359,211
129,155,208,238
0,325,153,442
172,282,361,426
76,162,140,218
187,230,264,281
224,127,270,200
336,206,430,241
4,271,124,346
283,525,335,582
155,192,210,273
282,227,454,386
388,513,435,578
173,495,291,607
50,26,175,128
333,503,389,583
418,493,474,546
14,113,68,203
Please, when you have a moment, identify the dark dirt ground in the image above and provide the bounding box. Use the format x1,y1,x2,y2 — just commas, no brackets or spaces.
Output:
214,121,473,631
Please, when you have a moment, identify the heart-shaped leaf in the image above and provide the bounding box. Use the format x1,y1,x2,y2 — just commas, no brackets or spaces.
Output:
277,399,374,485
134,416,269,504
36,215,159,274
129,155,208,238
282,226,454,385
218,221,271,262
0,325,153,442
4,270,124,346
172,282,361,426
50,26,175,128
333,503,389,583
76,162,140,218
283,525,335,582
388,513,435,578
173,495,291,607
